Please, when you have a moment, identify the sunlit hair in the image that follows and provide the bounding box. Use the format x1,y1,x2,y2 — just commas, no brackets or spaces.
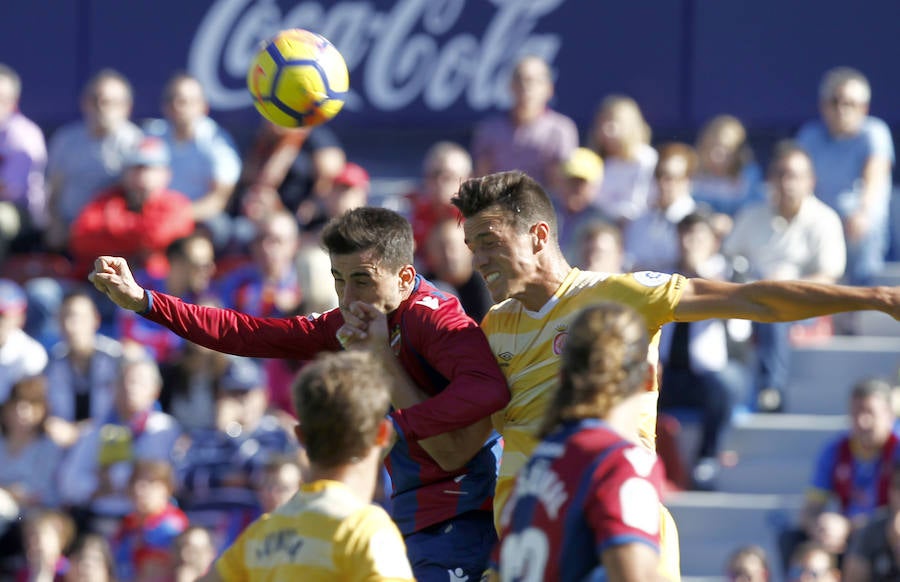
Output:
590,94,652,161
129,458,176,493
789,541,836,571
850,376,894,406
726,545,770,578
538,303,649,437
291,351,391,469
81,68,133,105
819,66,870,104
321,207,414,271
696,115,754,178
452,170,558,237
654,142,699,179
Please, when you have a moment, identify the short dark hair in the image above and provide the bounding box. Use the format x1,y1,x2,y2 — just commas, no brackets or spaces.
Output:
82,68,133,104
677,211,716,235
655,142,698,179
291,351,391,469
452,170,557,236
321,207,414,270
767,140,813,177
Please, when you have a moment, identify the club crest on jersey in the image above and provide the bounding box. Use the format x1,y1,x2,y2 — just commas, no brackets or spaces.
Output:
552,331,568,355
633,271,672,287
390,326,402,355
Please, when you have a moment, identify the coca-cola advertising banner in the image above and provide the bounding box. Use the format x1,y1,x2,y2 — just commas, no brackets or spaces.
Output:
4,0,900,133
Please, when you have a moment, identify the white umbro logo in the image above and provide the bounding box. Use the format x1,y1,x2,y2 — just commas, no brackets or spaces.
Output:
415,296,440,310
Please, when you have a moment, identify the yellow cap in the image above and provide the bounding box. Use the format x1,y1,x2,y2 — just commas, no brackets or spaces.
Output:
563,147,604,182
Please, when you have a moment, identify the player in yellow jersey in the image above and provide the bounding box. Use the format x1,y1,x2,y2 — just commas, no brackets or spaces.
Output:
199,351,414,582
452,169,900,581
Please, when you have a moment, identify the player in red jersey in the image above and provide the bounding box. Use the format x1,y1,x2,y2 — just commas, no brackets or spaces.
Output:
494,302,667,582
89,207,509,582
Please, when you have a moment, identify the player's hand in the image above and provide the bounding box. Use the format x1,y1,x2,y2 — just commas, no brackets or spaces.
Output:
88,256,149,312
338,302,391,354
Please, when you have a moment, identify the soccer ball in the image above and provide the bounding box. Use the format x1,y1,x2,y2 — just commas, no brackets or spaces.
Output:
247,29,349,128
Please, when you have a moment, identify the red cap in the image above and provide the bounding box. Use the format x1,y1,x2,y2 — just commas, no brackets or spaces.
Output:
334,162,370,188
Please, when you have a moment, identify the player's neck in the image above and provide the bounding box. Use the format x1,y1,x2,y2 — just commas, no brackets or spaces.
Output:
307,449,381,503
518,254,572,312
605,395,643,445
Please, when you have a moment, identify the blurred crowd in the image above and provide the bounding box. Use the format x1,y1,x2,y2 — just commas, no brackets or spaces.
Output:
0,53,897,580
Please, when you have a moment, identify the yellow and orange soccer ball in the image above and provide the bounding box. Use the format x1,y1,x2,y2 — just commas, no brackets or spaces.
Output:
247,29,349,128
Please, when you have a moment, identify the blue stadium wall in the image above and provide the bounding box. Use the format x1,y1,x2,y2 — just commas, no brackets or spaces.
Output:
3,0,899,144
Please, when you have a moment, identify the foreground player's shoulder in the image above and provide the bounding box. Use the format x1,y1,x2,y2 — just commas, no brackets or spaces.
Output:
335,504,414,581
408,278,473,325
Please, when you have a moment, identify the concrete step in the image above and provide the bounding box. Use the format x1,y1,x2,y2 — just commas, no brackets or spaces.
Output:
667,491,802,580
785,336,900,415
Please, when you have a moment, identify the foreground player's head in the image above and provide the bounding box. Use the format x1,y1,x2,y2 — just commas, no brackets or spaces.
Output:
291,351,392,470
322,207,416,314
539,302,650,437
453,171,563,303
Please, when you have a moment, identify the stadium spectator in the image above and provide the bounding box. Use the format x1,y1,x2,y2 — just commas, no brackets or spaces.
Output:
198,351,414,581
723,142,846,412
588,94,657,224
45,69,142,251
659,212,745,490
471,55,578,192
16,509,75,582
299,160,370,243
570,219,626,273
158,341,231,432
842,462,900,581
0,279,47,403
215,209,303,318
57,352,181,537
451,169,900,580
624,142,701,272
786,542,840,582
692,115,764,217
556,147,609,264
170,526,217,582
796,66,895,286
174,355,296,552
405,141,470,272
117,232,217,363
254,455,303,514
237,122,345,230
144,73,242,252
0,376,63,560
113,459,188,581
44,287,123,448
725,545,771,582
69,135,195,279
64,534,116,582
0,63,47,257
0,376,62,504
781,378,897,572
494,303,665,581
89,206,509,581
422,216,492,322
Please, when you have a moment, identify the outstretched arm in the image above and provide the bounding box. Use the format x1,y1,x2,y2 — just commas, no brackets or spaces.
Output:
674,277,900,323
89,256,339,359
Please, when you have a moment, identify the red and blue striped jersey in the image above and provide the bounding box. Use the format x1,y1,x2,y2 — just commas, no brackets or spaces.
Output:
494,419,664,581
142,275,509,534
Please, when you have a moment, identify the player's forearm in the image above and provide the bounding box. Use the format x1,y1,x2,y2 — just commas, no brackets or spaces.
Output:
743,280,896,322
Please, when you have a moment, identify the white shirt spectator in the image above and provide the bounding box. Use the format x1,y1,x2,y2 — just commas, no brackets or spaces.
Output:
0,327,48,403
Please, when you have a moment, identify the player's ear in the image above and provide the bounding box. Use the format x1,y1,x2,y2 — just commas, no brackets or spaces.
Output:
531,221,551,252
398,264,416,292
375,418,394,448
